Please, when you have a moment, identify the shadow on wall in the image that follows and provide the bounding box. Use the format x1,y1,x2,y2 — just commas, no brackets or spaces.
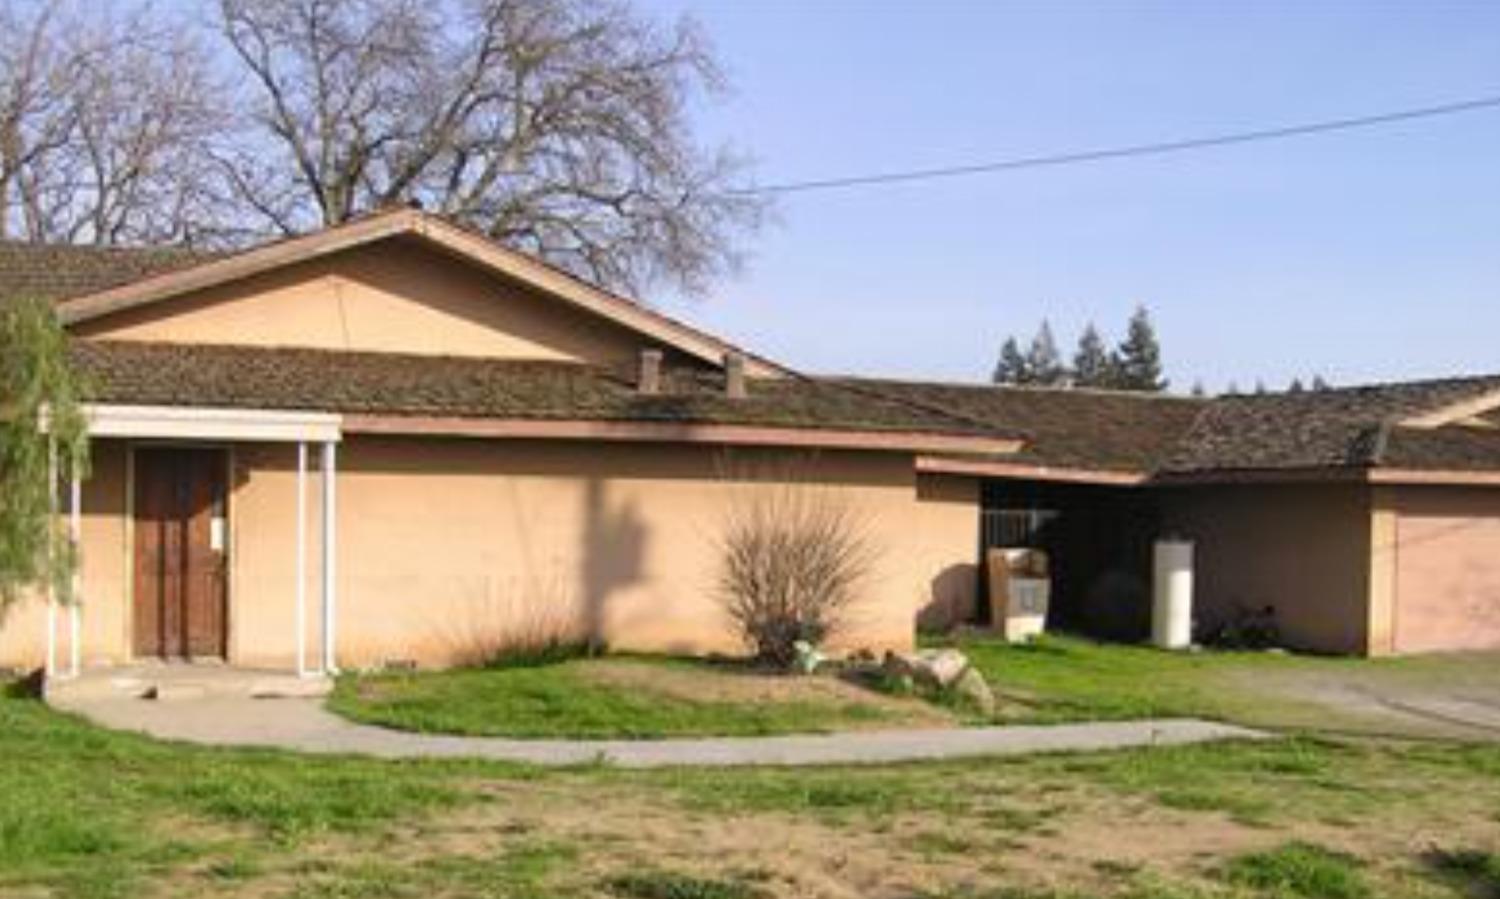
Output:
376,475,647,668
580,477,646,649
916,563,979,633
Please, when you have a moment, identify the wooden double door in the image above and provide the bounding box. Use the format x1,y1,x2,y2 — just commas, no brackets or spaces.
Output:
133,447,228,660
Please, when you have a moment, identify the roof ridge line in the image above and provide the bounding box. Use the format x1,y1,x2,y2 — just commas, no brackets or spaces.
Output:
831,374,1206,403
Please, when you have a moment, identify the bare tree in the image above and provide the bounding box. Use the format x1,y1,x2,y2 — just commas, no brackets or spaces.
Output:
0,1,227,245
216,0,765,294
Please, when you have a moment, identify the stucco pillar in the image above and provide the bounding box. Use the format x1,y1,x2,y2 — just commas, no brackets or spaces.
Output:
295,441,308,676
1365,486,1399,657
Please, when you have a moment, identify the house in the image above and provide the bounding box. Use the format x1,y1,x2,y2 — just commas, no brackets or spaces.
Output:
1,208,1497,678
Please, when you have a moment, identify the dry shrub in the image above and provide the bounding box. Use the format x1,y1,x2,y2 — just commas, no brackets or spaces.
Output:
425,567,594,669
717,478,872,668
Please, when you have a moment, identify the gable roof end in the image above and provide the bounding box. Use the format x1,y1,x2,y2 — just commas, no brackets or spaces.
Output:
53,208,786,377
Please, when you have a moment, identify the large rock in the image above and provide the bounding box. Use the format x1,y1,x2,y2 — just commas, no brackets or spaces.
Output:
883,648,971,691
952,667,996,717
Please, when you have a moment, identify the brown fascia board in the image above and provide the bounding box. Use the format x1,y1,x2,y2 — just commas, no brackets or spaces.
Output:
1365,467,1500,486
915,455,1149,486
53,208,787,378
1056,465,1500,488
343,414,1024,456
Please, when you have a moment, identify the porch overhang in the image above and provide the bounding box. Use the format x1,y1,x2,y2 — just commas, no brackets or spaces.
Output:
83,404,342,443
66,403,344,678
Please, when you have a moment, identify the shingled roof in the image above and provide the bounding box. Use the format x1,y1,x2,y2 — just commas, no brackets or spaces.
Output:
1161,375,1500,474
1378,424,1500,473
69,340,1018,444
831,375,1500,478
11,230,1500,479
834,378,1208,473
0,241,213,305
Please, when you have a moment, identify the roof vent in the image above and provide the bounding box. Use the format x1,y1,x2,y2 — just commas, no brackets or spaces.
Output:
724,351,747,400
638,348,663,395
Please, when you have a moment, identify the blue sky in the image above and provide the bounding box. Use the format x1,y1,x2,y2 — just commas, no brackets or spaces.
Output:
644,1,1500,391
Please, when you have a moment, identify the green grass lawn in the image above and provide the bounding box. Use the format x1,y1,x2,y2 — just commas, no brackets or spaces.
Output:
329,655,927,739
5,682,1500,898
329,635,1499,742
945,633,1500,735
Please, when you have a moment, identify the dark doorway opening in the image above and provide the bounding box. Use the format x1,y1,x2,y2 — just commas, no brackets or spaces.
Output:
980,479,1157,641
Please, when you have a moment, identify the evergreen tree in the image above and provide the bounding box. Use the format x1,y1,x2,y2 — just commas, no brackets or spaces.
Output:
1288,378,1305,393
1189,380,1206,398
1025,321,1066,386
1071,323,1112,388
1312,375,1331,391
992,336,1029,384
1112,305,1167,392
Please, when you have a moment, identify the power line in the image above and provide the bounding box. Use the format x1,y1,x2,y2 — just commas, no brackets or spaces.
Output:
730,93,1500,196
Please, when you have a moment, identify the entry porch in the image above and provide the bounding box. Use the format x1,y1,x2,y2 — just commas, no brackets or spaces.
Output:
13,404,345,682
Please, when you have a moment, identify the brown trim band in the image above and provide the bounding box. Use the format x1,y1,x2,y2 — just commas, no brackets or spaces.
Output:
914,455,1147,486
1367,468,1500,486
1157,466,1500,487
343,414,1024,456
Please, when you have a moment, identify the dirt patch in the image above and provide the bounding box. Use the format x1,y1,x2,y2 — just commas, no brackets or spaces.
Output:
109,749,1500,899
578,659,956,729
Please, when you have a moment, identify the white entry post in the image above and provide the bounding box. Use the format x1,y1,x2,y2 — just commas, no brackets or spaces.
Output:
295,441,308,677
68,459,82,678
321,440,338,674
44,436,57,679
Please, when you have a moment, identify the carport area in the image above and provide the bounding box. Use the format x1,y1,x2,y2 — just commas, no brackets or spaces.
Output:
978,477,1160,641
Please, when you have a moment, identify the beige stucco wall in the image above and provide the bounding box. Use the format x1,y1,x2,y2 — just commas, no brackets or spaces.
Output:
911,475,981,631
232,438,980,669
0,440,130,670
73,237,672,367
1387,485,1500,654
3,436,981,671
1159,483,1374,654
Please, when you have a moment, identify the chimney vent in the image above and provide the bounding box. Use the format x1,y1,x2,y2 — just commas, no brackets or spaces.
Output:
723,352,747,399
638,348,663,395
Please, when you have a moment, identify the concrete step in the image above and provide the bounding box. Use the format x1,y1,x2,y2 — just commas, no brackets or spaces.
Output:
44,668,333,704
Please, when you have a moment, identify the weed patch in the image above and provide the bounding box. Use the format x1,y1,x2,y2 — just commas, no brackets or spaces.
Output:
1223,841,1370,898
606,869,766,899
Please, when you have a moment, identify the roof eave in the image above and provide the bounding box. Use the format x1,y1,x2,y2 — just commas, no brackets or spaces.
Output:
915,455,1148,486
343,413,1023,456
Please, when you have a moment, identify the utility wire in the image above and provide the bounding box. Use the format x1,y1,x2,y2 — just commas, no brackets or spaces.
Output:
731,93,1500,196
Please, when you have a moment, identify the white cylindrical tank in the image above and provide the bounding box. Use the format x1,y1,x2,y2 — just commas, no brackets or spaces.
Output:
1152,539,1194,650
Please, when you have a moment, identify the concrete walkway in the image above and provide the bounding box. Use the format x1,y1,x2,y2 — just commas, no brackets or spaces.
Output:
50,692,1264,768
